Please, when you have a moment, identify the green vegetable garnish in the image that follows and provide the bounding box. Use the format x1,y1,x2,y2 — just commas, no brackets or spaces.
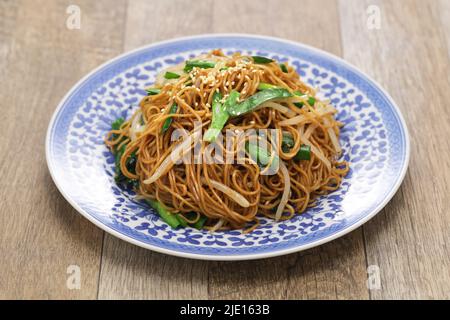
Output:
246,142,280,169
257,82,279,90
294,144,311,161
227,88,292,116
161,103,178,133
204,91,240,142
164,71,180,79
114,146,139,188
176,214,188,227
281,133,312,161
114,144,126,181
111,118,139,188
280,63,288,73
293,90,316,108
203,87,294,135
111,117,125,131
281,133,295,152
193,216,207,230
176,212,207,230
146,200,181,229
146,88,161,95
252,56,274,64
184,60,216,72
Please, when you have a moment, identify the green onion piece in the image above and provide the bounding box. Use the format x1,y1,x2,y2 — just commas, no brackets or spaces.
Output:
184,60,216,72
114,148,139,188
204,91,240,142
146,200,181,229
246,142,279,169
111,118,139,188
176,214,188,227
111,117,125,131
219,66,229,71
225,90,240,108
164,71,180,79
161,103,178,133
175,212,207,229
227,88,292,116
111,118,127,181
126,151,137,175
294,144,311,161
280,63,288,73
114,144,125,181
281,132,311,161
257,82,279,90
146,88,161,95
293,90,316,108
281,133,295,152
204,91,225,142
193,216,207,230
176,212,196,227
252,56,274,64
308,97,316,106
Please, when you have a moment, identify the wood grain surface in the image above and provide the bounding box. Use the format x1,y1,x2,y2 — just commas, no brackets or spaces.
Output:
0,0,449,299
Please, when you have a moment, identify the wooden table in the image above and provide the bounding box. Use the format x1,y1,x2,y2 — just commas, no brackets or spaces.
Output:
1,0,449,300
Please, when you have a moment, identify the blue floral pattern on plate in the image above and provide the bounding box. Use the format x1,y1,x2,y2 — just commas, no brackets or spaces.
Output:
46,35,409,260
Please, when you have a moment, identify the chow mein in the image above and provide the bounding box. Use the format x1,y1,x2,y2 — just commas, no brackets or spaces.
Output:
105,50,348,232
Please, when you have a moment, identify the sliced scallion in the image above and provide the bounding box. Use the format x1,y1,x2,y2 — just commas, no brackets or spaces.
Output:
164,71,180,79
294,144,311,161
184,60,216,72
257,82,279,90
193,216,207,230
146,88,161,95
252,56,274,64
227,88,292,116
161,103,178,133
146,200,181,229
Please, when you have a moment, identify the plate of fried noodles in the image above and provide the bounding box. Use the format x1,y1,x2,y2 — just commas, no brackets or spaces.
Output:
46,34,409,260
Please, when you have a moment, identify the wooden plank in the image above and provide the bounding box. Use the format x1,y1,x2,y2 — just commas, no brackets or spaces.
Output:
208,0,369,300
339,0,450,299
0,0,127,299
439,0,450,61
208,231,368,300
98,0,369,300
97,0,214,300
122,0,215,46
98,240,209,299
212,0,342,55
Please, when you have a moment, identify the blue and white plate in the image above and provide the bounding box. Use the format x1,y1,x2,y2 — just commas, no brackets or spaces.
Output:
46,34,409,260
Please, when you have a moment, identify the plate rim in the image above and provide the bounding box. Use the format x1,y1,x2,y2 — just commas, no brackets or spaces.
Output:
46,33,410,261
